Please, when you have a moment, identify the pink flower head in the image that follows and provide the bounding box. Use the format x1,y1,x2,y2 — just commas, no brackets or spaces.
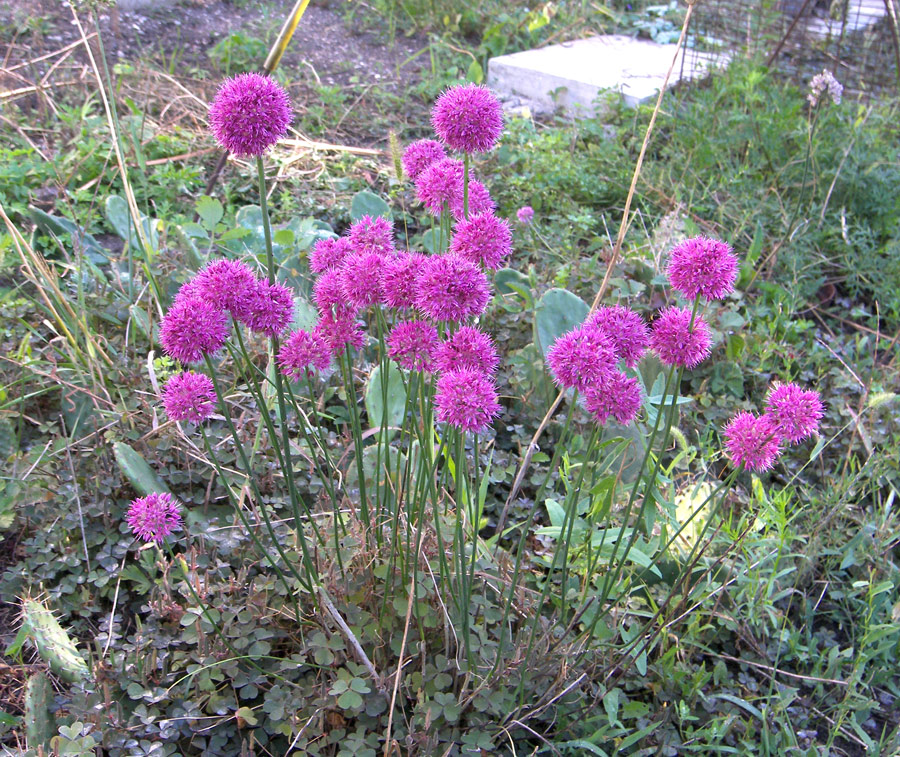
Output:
208,73,293,158
450,180,496,222
383,252,426,310
585,305,650,369
348,215,394,255
434,326,499,375
160,297,229,364
723,411,782,472
310,236,353,274
387,320,439,372
415,254,492,322
240,279,294,337
339,251,385,310
192,258,258,320
174,277,204,305
435,368,501,433
666,236,738,302
278,329,331,379
315,313,365,356
415,158,464,216
127,492,181,543
584,372,643,425
808,69,843,107
402,139,446,180
546,324,617,393
161,371,217,424
431,84,503,154
764,382,824,444
449,212,512,271
650,306,711,368
313,269,353,318
516,206,534,225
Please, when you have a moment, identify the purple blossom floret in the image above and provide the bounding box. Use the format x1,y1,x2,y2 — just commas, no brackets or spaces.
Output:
723,411,782,472
240,279,294,337
387,320,439,372
764,382,824,444
808,69,843,107
431,84,504,154
348,215,394,255
278,329,331,379
192,259,258,320
315,313,365,356
666,236,738,302
449,212,512,271
650,306,711,368
313,270,350,318
415,254,492,322
160,298,229,364
584,372,643,425
585,305,651,369
435,368,501,433
127,493,182,543
174,278,204,305
310,236,353,274
339,251,385,310
546,324,617,393
383,252,426,310
415,158,464,216
450,180,496,221
208,73,293,158
402,139,446,180
161,371,217,424
517,206,534,225
433,326,499,375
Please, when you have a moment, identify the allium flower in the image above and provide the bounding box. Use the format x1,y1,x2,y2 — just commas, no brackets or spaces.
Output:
415,254,492,322
127,493,181,543
433,326,499,375
383,252,426,310
310,236,353,274
315,313,365,356
192,259,258,320
208,73,293,158
161,371,217,424
313,269,352,318
450,180,496,222
240,279,294,337
723,412,782,472
650,307,711,368
516,206,534,225
387,320,439,372
585,305,650,369
435,368,501,433
277,329,331,379
584,372,643,425
808,69,843,107
174,278,204,305
431,84,504,154
546,324,617,393
415,158,464,216
449,212,512,270
339,251,385,310
160,297,229,364
402,139,446,180
666,236,738,302
348,215,394,255
764,382,824,444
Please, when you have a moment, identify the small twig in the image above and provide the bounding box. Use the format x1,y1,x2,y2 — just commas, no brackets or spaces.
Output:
62,422,91,571
318,586,382,687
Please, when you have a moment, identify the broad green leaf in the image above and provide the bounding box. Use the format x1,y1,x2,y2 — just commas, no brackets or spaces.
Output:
534,288,589,357
350,190,392,222
196,195,224,231
364,363,406,440
113,441,170,496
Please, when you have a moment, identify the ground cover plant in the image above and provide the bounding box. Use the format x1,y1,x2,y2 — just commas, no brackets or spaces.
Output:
0,1,899,755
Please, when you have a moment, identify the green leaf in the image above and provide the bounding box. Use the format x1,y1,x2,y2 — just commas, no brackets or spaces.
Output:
196,196,224,231
364,363,407,441
105,195,158,254
421,228,445,254
336,690,364,710
235,706,257,726
113,441,171,496
466,59,484,84
28,207,108,264
350,190,392,222
495,267,532,305
534,288,590,357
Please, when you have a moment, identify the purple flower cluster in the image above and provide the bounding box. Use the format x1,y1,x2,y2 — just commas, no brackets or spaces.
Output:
722,381,823,471
127,493,181,543
435,368,501,433
278,329,331,379
667,236,738,302
431,84,503,154
650,306,712,369
162,371,217,424
450,212,512,270
208,73,293,158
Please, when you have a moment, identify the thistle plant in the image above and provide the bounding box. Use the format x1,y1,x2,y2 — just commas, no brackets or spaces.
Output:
128,78,825,692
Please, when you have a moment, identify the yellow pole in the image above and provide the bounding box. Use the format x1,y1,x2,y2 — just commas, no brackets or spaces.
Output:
264,0,312,73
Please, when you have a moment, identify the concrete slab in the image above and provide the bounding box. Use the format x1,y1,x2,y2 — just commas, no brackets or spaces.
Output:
487,35,724,116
